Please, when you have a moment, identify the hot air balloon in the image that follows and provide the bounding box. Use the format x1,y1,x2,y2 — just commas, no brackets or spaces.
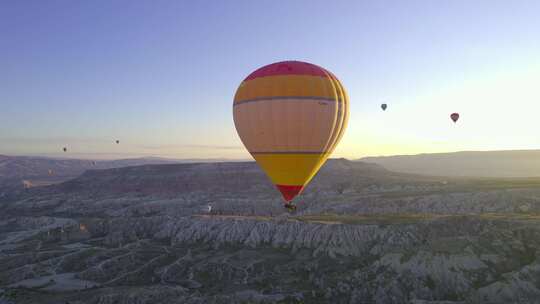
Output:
233,61,349,208
450,113,459,123
381,103,387,111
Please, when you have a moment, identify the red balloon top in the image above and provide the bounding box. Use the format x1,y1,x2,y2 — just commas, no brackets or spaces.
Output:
244,61,332,81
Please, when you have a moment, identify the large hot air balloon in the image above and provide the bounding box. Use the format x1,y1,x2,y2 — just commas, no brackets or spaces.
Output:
450,113,459,123
233,61,349,207
381,103,387,111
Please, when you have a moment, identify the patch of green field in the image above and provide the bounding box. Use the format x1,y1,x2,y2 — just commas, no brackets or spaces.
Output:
193,214,275,221
293,213,440,225
197,212,540,226
474,213,540,221
466,177,540,188
452,177,540,193
293,213,540,225
373,177,540,199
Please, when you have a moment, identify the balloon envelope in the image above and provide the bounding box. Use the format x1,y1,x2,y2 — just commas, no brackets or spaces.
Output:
450,113,459,123
381,103,387,111
233,61,349,202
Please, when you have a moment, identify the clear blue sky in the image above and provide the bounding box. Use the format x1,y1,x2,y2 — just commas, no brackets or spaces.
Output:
2,1,540,159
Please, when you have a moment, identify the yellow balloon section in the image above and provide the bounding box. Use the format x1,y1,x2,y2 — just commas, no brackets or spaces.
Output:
233,61,349,203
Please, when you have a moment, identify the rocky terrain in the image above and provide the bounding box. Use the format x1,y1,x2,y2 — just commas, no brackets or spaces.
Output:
2,159,540,303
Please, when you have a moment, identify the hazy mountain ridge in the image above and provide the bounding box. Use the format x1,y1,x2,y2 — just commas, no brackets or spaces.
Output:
362,149,540,177
0,155,183,180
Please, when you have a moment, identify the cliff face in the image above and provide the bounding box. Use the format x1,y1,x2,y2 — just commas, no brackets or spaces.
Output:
3,160,540,303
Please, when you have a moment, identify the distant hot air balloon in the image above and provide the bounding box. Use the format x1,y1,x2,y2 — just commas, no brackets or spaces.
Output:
450,113,459,123
233,61,349,206
381,103,387,111
63,147,67,152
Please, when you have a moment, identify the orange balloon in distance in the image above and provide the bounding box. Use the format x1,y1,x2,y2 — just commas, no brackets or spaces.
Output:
233,61,349,203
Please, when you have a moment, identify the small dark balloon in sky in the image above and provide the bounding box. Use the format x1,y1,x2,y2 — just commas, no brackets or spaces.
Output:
451,113,460,123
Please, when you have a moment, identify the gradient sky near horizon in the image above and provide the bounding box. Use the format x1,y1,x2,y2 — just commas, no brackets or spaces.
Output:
2,0,540,160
